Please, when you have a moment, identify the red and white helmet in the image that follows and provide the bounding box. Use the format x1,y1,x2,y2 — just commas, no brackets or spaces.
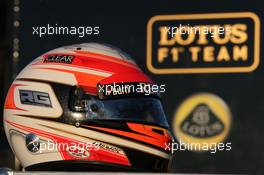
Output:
4,43,172,172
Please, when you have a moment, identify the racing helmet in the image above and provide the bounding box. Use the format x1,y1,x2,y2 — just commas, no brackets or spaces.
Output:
4,43,172,172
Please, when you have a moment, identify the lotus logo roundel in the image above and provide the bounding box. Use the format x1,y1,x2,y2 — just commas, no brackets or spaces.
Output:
173,93,232,152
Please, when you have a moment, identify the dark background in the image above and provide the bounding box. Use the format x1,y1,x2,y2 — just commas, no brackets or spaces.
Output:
0,0,263,173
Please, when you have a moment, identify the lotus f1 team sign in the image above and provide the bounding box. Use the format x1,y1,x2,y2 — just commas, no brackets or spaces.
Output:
147,12,260,74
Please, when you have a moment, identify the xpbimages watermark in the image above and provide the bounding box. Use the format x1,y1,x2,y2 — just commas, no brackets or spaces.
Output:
32,24,100,37
165,141,232,154
27,137,99,154
98,82,166,97
164,24,232,38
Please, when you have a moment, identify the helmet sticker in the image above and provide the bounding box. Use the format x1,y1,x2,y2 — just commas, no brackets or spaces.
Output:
19,90,52,107
43,55,75,64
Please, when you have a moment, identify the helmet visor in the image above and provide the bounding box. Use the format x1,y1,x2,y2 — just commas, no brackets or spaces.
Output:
71,93,169,128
